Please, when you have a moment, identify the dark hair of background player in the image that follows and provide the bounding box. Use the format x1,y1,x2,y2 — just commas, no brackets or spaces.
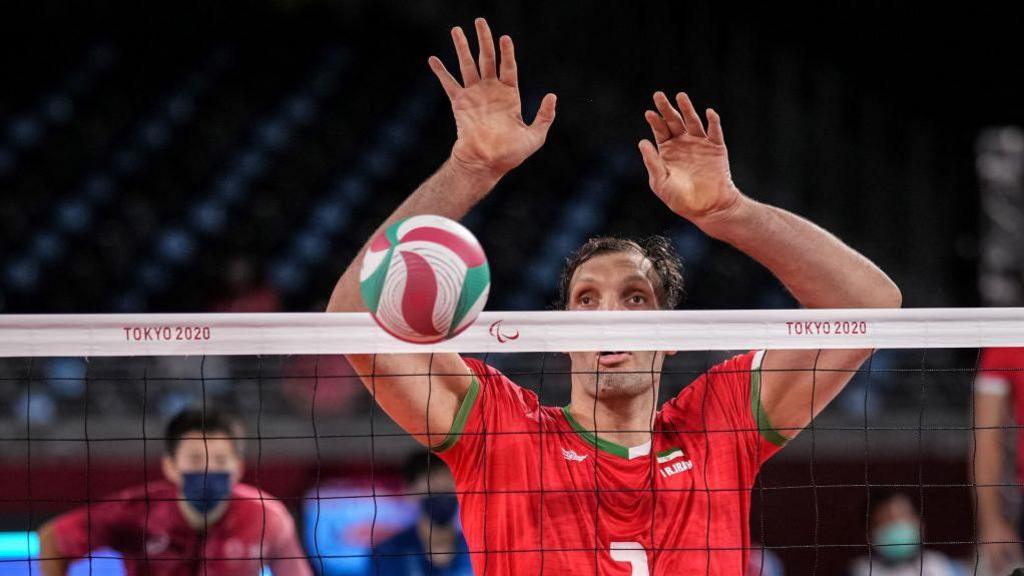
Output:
164,407,245,457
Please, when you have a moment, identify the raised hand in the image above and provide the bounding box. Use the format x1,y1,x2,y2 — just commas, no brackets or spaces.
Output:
428,18,557,181
638,91,741,225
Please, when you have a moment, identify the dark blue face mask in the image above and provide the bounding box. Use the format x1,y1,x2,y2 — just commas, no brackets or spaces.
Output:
421,494,459,526
181,472,232,515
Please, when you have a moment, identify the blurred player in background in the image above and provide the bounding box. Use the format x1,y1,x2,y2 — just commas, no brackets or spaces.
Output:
747,543,785,576
974,347,1024,575
37,408,312,576
845,490,964,576
327,17,901,575
372,452,473,576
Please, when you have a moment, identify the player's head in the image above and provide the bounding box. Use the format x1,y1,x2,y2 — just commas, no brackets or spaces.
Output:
404,451,458,529
559,236,684,311
161,407,245,517
559,235,684,400
867,489,921,563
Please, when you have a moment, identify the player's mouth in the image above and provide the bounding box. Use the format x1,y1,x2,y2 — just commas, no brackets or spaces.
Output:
598,351,632,367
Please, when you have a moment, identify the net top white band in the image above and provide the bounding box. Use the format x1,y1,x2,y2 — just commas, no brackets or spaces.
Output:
1,308,1023,357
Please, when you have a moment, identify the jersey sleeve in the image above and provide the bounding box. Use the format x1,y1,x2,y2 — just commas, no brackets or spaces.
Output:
977,347,1019,396
265,500,313,576
663,350,784,466
431,357,539,478
49,491,138,558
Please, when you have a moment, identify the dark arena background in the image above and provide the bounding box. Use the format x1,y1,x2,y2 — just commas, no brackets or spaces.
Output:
1,1,1023,575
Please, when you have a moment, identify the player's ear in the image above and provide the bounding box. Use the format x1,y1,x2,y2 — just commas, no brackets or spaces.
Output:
665,350,677,357
161,455,179,485
232,459,245,484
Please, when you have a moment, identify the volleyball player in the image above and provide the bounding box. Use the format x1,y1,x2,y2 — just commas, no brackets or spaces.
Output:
326,18,901,574
974,347,1024,574
37,408,312,576
372,451,473,576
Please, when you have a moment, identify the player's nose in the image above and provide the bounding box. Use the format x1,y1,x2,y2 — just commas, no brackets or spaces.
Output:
599,297,626,312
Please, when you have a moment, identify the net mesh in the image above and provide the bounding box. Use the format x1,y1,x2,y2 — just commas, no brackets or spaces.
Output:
0,310,1022,575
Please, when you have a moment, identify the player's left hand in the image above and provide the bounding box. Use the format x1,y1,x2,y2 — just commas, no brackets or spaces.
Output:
639,91,742,225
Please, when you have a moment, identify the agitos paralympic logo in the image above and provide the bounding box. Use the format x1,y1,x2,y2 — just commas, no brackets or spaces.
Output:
488,320,520,344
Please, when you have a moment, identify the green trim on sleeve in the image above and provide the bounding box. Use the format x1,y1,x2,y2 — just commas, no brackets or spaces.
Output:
750,351,790,448
431,377,481,453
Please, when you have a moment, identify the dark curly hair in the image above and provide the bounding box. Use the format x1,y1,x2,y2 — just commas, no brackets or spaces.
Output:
557,235,685,310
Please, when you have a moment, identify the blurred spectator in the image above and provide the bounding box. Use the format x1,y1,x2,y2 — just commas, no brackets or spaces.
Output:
845,490,963,576
212,255,280,312
282,298,363,416
37,407,311,575
282,354,362,416
974,347,1024,575
747,543,784,575
371,452,472,576
150,355,233,418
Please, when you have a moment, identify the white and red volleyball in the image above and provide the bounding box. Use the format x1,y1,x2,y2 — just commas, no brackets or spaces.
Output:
359,215,490,343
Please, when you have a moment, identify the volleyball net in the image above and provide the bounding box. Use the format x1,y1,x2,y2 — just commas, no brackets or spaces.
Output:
1,308,1023,575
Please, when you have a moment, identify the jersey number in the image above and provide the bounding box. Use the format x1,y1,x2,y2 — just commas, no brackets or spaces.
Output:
610,541,649,576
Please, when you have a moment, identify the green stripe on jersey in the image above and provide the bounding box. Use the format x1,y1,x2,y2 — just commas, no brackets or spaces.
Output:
656,449,684,464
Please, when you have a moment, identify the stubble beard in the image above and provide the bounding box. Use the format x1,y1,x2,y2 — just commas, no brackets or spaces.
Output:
592,370,656,401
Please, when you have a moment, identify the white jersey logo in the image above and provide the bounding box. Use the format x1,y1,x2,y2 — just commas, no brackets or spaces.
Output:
562,448,588,462
657,447,694,477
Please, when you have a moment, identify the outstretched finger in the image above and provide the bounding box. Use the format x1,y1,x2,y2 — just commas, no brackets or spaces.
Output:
475,18,497,79
644,110,671,144
498,35,517,86
706,108,725,145
638,139,668,189
653,91,686,136
428,56,461,101
528,93,558,139
451,26,480,86
675,92,707,138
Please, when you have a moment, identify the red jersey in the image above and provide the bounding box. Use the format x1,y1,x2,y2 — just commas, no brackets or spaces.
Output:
978,347,1024,487
436,351,784,575
50,480,311,576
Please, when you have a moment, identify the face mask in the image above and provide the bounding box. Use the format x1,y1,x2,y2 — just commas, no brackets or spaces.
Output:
872,520,920,562
181,472,232,515
421,494,459,526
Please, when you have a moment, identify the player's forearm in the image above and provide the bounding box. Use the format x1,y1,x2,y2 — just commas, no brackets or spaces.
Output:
269,558,314,576
975,441,1006,523
974,391,1009,523
696,195,902,309
39,557,68,576
327,157,501,312
268,532,315,576
37,524,69,576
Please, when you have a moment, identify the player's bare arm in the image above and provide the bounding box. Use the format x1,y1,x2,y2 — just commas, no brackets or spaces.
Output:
973,384,1022,572
639,91,902,441
326,18,556,446
37,521,69,576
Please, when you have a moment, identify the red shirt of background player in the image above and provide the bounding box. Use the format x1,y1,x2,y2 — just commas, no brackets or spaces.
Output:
50,480,311,576
436,353,783,576
979,347,1024,487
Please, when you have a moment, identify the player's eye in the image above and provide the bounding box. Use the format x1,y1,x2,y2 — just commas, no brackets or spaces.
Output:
629,294,647,304
578,294,593,306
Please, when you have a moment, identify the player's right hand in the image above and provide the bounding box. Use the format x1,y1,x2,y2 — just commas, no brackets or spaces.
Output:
428,18,556,182
979,516,1023,575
